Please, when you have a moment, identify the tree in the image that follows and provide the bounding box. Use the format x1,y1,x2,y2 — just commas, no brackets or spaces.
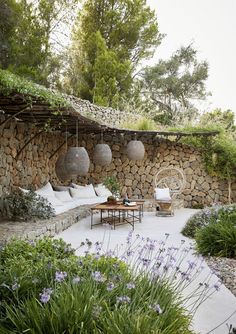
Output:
66,0,162,106
1,0,77,86
140,45,209,125
200,109,236,136
0,0,20,68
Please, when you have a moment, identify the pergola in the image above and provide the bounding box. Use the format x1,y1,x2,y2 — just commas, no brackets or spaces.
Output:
0,91,219,160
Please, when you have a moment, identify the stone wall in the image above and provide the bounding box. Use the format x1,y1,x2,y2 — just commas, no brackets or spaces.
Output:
0,117,235,206
67,96,143,127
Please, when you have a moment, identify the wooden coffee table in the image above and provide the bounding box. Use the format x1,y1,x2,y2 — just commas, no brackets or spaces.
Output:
90,202,142,230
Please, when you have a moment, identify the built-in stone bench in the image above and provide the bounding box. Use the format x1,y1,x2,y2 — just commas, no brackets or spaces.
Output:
0,205,91,247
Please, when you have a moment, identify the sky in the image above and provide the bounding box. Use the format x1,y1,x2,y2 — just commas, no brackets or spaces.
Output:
146,0,236,114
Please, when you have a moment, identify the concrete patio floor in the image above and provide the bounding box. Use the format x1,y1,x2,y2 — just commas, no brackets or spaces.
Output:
55,208,236,334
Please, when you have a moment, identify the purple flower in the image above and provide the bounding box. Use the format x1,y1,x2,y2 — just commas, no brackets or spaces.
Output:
116,296,131,304
91,271,105,282
181,272,191,281
92,306,102,318
126,232,133,244
12,282,20,291
149,303,163,314
141,258,151,267
39,288,53,304
55,271,67,282
213,282,221,291
72,276,81,284
187,260,197,270
32,278,39,284
126,250,134,257
126,282,135,289
95,241,102,252
107,282,115,291
64,245,72,253
147,242,155,251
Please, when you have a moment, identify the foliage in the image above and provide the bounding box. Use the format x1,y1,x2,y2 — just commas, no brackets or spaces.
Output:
0,0,77,86
177,116,236,202
200,109,236,137
195,221,236,258
0,235,221,334
202,133,236,181
182,204,236,238
0,0,19,68
140,45,209,125
66,0,161,107
103,176,121,195
121,116,158,130
0,69,69,108
1,190,55,221
88,31,132,108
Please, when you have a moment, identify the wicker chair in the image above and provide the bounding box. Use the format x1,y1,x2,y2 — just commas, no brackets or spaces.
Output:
154,167,186,216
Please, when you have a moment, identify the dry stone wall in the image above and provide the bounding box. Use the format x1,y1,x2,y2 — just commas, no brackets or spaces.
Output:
0,116,235,207
66,96,143,127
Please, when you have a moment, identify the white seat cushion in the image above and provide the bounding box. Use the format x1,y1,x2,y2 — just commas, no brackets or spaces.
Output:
38,194,63,207
155,188,171,201
54,191,72,202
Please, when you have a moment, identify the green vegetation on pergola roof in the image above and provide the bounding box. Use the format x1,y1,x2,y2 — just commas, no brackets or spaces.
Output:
0,69,220,138
0,69,69,108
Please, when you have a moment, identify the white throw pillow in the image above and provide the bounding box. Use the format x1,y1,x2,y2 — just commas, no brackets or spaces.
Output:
36,182,54,197
70,184,96,198
54,191,72,202
94,184,112,197
155,188,171,201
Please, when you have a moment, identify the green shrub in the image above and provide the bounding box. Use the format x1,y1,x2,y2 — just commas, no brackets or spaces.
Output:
0,190,55,221
195,221,236,258
191,203,204,209
182,204,236,238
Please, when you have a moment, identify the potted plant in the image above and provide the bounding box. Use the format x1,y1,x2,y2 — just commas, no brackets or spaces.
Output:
103,176,121,203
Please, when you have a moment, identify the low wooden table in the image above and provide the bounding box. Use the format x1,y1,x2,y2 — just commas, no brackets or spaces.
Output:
91,202,142,230
116,199,145,217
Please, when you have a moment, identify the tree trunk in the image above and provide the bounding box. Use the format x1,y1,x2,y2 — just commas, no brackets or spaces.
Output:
228,178,232,204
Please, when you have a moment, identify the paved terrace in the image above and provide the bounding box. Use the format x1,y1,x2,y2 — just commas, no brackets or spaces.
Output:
55,208,236,334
